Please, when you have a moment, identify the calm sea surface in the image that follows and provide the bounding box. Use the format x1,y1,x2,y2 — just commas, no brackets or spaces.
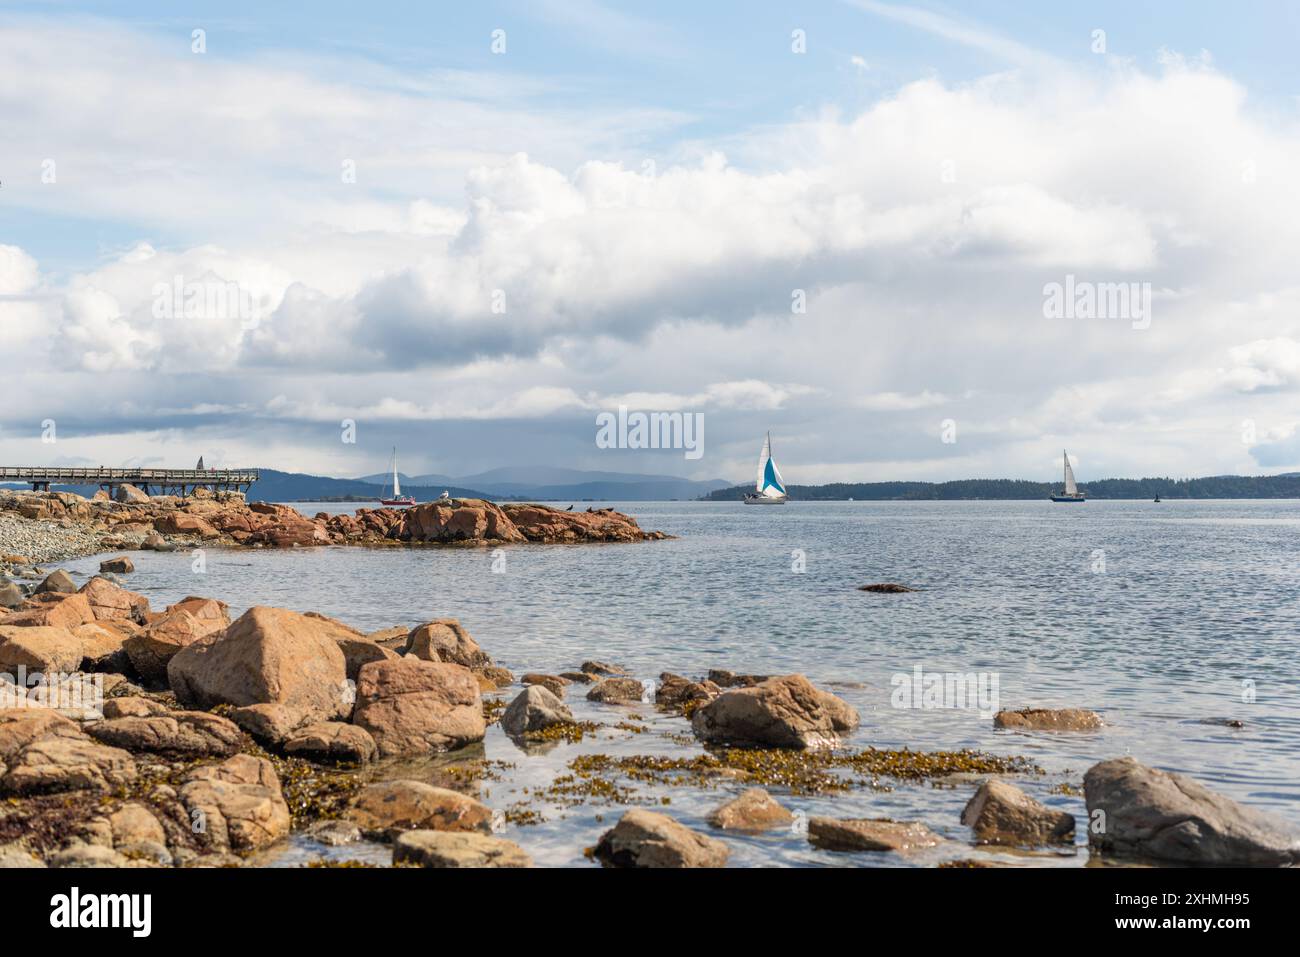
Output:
61,500,1300,867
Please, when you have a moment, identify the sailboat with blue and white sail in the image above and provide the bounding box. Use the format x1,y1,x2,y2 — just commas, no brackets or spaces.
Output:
744,432,788,505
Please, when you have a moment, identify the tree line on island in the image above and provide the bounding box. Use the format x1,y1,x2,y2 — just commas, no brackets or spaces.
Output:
702,474,1300,501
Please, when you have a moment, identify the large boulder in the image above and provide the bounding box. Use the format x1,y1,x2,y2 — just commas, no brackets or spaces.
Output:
115,484,151,504
226,702,314,747
502,504,660,543
401,499,527,544
153,513,219,538
85,710,243,758
593,809,729,868
34,570,77,595
0,581,24,610
283,722,377,764
78,577,149,623
392,830,531,868
2,592,94,629
691,674,859,749
405,619,492,669
125,600,229,685
352,658,485,756
167,607,350,722
501,685,574,737
1084,757,1300,865
178,754,290,852
302,613,399,681
71,622,131,672
98,556,135,574
0,625,86,675
0,709,136,795
347,780,493,838
961,780,1075,846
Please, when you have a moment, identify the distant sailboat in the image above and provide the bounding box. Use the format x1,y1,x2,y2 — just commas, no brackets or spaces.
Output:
380,447,416,507
744,432,788,505
1051,450,1086,502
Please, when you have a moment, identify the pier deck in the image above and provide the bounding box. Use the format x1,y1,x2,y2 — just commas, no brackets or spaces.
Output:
0,467,259,496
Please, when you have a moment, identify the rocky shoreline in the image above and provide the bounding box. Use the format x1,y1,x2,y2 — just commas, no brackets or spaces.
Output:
2,563,1297,869
0,488,669,580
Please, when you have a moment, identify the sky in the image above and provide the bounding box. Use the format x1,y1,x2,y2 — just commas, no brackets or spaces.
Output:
2,0,1300,484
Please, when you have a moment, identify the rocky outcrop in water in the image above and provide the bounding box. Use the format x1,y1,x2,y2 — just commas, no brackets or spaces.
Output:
994,708,1103,731
1084,756,1300,865
593,809,729,868
690,674,860,749
0,490,668,577
960,780,1075,846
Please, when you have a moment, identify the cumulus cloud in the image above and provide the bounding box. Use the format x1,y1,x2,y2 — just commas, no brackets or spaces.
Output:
5,14,1300,481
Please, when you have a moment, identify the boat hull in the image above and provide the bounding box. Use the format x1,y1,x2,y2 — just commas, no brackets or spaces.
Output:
1050,495,1086,502
744,495,788,505
381,498,416,507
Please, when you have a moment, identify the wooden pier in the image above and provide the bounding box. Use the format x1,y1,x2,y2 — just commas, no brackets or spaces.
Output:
0,466,259,497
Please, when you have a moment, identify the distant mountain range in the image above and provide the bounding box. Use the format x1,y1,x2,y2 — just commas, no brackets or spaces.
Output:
350,466,731,502
702,475,1300,501
0,467,732,503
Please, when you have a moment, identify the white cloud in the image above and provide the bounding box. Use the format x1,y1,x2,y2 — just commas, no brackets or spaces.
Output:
5,16,1300,482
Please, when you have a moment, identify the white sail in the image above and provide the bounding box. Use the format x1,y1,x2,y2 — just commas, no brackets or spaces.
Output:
391,448,401,497
1062,451,1077,495
755,432,787,498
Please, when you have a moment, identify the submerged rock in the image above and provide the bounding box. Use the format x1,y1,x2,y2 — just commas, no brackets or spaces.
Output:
707,787,795,832
994,708,1103,731
1084,756,1300,865
393,830,532,868
656,672,720,710
347,780,493,839
501,685,574,737
691,674,859,750
98,556,134,574
521,673,569,698
808,817,940,853
586,677,646,704
593,809,729,868
857,583,916,593
960,780,1075,846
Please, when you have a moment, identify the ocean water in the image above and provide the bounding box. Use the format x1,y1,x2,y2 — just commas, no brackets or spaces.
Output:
60,499,1300,867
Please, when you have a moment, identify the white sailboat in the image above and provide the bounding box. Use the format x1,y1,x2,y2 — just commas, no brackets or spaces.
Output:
380,447,416,507
744,432,788,505
1051,450,1085,502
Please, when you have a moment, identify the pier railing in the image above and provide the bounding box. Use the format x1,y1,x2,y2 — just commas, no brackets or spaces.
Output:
0,467,259,495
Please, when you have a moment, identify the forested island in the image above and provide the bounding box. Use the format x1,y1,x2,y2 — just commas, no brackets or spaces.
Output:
702,475,1300,501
